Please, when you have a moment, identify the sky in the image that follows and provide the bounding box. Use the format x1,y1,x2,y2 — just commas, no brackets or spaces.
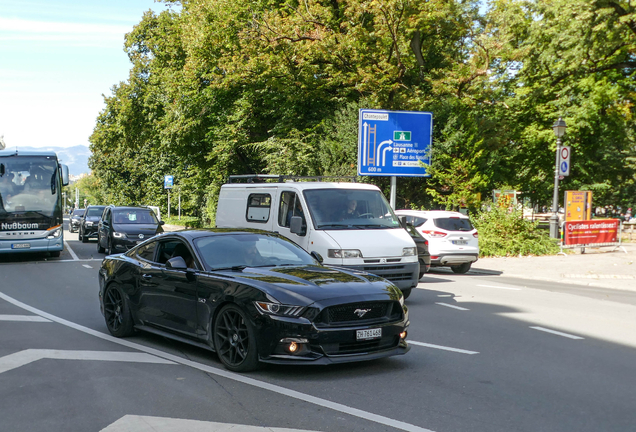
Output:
0,0,175,149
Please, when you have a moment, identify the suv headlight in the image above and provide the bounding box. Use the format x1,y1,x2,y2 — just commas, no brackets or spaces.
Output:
254,301,306,317
402,247,417,256
46,226,62,239
328,249,363,258
85,221,93,226
113,232,126,239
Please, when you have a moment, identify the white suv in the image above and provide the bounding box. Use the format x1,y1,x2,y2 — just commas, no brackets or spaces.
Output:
395,210,479,274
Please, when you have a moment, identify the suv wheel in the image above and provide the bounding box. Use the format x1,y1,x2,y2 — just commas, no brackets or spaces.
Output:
451,262,472,274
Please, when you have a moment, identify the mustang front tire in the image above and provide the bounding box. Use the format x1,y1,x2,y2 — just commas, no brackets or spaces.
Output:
213,304,259,372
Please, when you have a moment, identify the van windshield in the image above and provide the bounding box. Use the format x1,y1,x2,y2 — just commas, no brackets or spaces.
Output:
303,189,401,230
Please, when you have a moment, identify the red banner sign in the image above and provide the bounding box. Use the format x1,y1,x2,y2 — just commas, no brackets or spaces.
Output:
563,219,619,246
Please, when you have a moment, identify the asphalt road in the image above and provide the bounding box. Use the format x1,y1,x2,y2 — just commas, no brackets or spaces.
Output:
1,219,636,432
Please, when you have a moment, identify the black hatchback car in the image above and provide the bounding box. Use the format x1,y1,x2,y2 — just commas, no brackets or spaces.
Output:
97,205,164,255
98,229,410,372
79,205,106,242
69,208,85,233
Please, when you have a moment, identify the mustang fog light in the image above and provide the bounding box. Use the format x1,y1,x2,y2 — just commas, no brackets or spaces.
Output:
280,338,309,355
399,331,408,339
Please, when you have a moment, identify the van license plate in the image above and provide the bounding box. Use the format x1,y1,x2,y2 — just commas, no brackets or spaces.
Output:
11,243,31,249
452,240,468,245
356,328,381,341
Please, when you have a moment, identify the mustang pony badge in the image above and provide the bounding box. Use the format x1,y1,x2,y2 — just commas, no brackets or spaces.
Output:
354,308,371,318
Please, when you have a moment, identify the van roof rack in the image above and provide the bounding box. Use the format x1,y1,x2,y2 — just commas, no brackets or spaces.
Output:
227,175,357,184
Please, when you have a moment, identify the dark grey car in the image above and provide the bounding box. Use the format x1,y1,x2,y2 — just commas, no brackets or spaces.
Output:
79,205,106,242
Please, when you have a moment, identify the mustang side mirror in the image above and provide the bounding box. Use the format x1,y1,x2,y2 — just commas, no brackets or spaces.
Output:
166,256,187,270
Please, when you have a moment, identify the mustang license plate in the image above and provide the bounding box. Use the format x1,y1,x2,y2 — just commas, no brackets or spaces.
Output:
11,243,31,249
356,328,382,341
452,240,468,245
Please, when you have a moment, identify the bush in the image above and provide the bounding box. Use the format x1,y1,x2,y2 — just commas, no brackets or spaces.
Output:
472,205,561,257
162,216,208,228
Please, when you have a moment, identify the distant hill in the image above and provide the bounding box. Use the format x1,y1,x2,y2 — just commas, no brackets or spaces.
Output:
10,145,91,176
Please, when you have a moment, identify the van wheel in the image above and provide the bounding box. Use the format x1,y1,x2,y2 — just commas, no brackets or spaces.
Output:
451,263,471,274
401,288,412,299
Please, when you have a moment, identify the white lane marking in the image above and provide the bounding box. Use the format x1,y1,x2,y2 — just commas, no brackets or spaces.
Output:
530,326,584,340
408,341,479,355
476,284,521,291
82,264,93,269
437,294,453,297
102,415,317,432
0,349,175,375
0,315,51,322
64,241,79,261
0,291,435,432
435,302,469,311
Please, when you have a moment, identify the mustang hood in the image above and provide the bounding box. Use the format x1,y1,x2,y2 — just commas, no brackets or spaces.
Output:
214,265,401,306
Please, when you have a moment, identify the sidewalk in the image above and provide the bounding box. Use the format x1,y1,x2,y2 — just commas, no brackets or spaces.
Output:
471,242,636,292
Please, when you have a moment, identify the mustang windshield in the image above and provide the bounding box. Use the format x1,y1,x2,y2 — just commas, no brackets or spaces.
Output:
303,189,401,230
195,233,316,270
0,156,60,218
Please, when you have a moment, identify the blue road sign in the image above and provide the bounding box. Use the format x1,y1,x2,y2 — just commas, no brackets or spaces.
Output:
358,109,432,177
164,175,174,189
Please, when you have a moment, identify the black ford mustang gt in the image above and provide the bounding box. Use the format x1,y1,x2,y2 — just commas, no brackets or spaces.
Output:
98,228,410,372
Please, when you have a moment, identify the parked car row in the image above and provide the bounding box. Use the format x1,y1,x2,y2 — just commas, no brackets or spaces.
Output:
72,204,164,254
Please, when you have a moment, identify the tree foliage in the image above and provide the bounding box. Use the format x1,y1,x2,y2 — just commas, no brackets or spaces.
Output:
89,0,636,225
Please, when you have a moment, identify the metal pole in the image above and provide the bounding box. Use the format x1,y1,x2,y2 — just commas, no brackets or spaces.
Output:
390,176,397,210
168,190,171,219
178,192,181,221
549,137,562,239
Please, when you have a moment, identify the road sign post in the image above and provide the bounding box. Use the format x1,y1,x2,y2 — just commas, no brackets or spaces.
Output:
164,175,173,219
358,109,432,209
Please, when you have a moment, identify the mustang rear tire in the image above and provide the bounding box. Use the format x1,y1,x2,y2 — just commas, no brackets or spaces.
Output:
451,262,472,274
103,284,134,337
213,304,259,372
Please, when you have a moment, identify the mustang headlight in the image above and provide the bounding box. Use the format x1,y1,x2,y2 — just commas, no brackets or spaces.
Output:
112,232,127,239
254,301,305,317
46,226,62,239
402,247,417,256
328,249,362,259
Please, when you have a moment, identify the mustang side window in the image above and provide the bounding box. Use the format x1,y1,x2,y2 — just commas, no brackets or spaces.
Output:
246,193,271,223
136,241,158,262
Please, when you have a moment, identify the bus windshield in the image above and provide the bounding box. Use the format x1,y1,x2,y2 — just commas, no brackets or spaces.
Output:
0,156,60,217
303,188,401,230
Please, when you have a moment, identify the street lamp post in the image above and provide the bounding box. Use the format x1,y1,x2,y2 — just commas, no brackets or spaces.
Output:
550,118,567,239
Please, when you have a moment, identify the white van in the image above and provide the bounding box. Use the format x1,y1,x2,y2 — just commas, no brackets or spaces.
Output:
215,176,420,296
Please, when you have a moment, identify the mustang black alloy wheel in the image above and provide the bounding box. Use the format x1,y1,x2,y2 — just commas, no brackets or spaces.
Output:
103,284,134,337
213,304,259,372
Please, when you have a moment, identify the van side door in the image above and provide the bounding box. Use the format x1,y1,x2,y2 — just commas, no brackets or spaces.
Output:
276,190,310,251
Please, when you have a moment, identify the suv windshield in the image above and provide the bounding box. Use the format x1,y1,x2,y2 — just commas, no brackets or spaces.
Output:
113,209,158,224
434,217,474,231
304,188,401,230
86,207,105,217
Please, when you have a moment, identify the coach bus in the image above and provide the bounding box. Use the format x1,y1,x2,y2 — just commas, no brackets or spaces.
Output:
0,149,69,257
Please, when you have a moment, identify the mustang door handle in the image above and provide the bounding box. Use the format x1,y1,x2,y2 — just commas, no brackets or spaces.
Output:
142,274,152,279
